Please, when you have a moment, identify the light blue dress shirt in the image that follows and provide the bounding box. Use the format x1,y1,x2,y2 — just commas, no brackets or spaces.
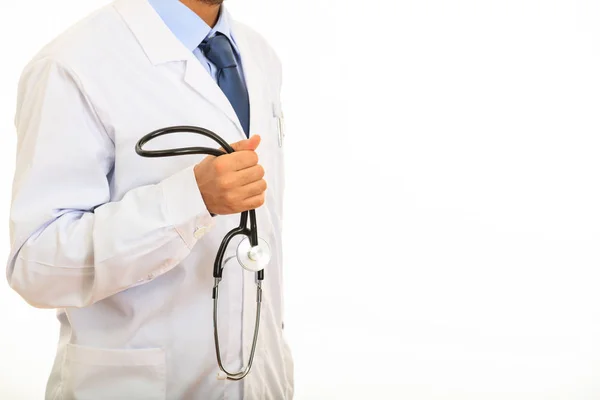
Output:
148,0,246,85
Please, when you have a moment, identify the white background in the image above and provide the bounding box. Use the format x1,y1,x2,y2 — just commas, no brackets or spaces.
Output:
1,0,600,399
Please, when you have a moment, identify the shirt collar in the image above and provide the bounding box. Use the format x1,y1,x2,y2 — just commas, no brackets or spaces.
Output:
148,0,239,54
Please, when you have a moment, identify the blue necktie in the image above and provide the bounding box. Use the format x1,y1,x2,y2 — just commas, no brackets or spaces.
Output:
200,33,250,137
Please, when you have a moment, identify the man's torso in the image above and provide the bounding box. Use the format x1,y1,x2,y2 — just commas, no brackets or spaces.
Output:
30,1,291,398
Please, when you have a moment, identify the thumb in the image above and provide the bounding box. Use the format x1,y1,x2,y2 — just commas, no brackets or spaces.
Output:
228,135,261,152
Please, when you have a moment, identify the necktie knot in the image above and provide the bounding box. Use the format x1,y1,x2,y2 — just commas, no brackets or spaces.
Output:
200,33,237,69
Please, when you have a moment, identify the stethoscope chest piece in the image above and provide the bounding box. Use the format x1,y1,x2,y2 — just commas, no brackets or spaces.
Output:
237,237,271,272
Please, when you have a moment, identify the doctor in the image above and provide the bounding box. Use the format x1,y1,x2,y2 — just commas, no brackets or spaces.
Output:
6,0,293,399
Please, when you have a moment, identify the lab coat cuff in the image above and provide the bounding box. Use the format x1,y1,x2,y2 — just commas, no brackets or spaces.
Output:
160,165,215,248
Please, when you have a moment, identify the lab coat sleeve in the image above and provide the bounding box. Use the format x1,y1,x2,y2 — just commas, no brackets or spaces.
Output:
6,57,215,309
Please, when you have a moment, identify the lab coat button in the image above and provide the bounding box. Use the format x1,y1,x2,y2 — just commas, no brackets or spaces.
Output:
194,226,207,239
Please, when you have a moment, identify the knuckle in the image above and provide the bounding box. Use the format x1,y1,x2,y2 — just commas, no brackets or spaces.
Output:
219,176,233,190
232,153,246,166
256,164,265,178
217,177,229,190
247,151,259,165
253,195,265,208
213,158,227,174
224,192,237,205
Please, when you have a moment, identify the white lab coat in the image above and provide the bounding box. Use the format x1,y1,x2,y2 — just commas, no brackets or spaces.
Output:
6,0,293,399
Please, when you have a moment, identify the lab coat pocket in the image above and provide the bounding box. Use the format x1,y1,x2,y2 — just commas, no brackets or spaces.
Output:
61,344,166,400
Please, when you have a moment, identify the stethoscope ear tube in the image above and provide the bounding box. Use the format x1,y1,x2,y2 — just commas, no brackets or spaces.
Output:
135,125,235,157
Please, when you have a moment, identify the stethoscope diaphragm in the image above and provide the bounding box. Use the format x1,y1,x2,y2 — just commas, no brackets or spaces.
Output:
236,236,271,272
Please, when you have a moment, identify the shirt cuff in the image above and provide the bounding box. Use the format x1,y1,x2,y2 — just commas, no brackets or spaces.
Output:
160,165,215,248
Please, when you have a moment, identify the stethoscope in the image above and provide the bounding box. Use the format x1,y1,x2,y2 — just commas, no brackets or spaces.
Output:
135,125,271,381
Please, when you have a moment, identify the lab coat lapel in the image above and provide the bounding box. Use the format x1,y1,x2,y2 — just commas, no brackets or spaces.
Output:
113,0,246,139
182,61,246,138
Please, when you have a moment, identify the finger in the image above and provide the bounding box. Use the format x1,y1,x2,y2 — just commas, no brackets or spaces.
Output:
242,193,266,210
239,179,267,199
228,135,261,152
223,150,259,171
233,164,265,186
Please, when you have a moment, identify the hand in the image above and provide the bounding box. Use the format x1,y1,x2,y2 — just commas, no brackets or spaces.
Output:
194,135,267,215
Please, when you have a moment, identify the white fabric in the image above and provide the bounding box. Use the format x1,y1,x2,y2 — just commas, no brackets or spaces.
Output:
6,0,292,398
